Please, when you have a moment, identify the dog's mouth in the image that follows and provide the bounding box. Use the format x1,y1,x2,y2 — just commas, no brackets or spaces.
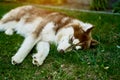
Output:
65,42,83,52
64,37,83,52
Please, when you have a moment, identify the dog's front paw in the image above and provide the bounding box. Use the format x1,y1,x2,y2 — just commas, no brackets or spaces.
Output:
32,54,43,66
11,56,23,65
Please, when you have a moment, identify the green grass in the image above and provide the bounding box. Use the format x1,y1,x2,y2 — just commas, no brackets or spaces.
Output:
0,2,120,80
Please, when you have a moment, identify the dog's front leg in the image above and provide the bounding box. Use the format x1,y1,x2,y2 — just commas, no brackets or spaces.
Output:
12,35,37,65
32,41,50,66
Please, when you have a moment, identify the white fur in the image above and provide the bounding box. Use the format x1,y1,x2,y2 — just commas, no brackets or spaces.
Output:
0,21,17,32
32,41,50,66
41,22,56,42
56,27,74,51
15,17,43,37
5,28,14,35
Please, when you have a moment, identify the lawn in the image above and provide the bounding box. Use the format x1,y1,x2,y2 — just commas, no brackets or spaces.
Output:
0,2,120,80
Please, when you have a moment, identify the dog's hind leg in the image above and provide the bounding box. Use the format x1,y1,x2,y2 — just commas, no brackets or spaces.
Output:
1,9,19,23
1,5,34,23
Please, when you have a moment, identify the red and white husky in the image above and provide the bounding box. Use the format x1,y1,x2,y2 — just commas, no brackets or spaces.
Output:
0,5,98,66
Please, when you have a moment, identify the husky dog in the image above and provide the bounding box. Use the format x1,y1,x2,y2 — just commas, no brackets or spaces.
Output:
0,5,98,66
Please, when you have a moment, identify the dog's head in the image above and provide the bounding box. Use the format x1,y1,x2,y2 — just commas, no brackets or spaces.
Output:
57,22,98,52
72,23,98,50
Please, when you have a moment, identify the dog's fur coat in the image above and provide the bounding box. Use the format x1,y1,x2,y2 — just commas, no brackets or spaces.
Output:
0,5,98,66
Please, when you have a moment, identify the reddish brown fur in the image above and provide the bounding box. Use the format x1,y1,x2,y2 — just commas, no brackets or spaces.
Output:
32,12,72,37
70,24,92,49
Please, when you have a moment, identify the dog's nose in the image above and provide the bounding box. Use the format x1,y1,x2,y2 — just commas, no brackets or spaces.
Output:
59,49,65,53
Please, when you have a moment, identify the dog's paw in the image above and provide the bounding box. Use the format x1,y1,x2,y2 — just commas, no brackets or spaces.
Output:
32,54,43,66
11,56,23,65
5,28,14,35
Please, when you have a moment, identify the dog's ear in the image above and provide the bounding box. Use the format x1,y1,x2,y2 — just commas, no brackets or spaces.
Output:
85,26,94,35
83,23,94,35
91,39,99,46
